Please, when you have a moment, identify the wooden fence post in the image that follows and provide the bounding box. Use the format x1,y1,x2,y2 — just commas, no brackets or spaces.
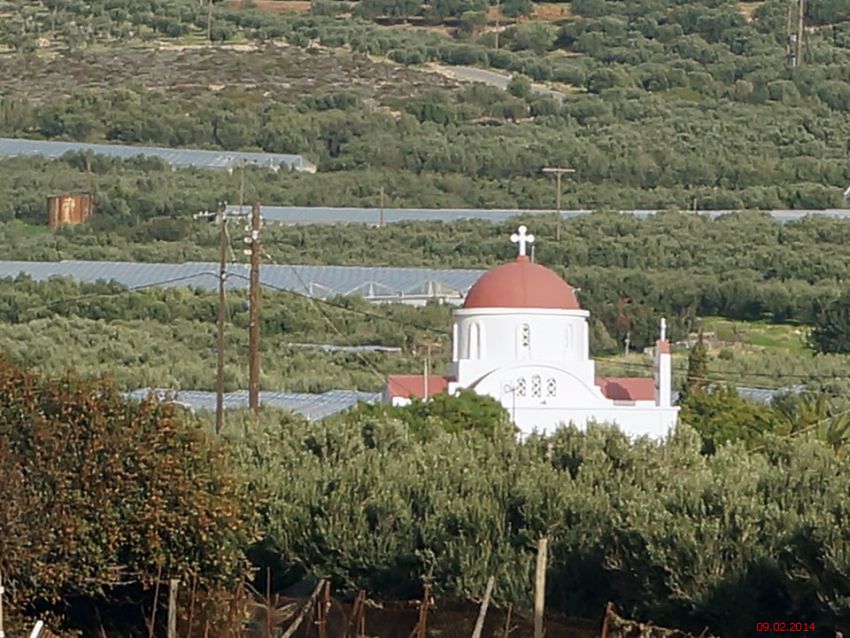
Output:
471,576,495,638
533,537,548,638
317,580,331,638
281,580,326,638
148,565,163,638
167,579,179,638
412,583,431,638
600,602,614,638
347,590,367,638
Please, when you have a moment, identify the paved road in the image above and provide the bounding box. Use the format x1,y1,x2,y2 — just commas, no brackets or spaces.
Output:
432,65,567,101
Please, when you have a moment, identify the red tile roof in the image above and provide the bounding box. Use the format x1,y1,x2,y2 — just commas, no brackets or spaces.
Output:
463,257,581,310
596,377,655,401
386,374,451,399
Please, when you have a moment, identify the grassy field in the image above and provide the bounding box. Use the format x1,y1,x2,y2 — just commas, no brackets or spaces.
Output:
595,316,835,391
700,316,810,355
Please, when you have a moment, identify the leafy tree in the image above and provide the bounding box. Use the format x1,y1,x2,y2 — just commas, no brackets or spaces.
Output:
811,292,850,354
679,385,783,453
500,0,533,18
681,331,709,400
507,73,533,99
0,359,256,632
350,389,514,438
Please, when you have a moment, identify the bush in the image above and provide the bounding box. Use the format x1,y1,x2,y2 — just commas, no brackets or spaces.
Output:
507,73,533,99
0,360,256,632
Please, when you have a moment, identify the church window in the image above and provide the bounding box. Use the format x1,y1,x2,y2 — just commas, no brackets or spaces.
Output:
546,378,557,397
516,378,527,397
469,322,482,359
531,375,542,398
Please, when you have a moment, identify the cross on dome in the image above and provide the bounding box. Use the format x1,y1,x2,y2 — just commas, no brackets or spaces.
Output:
510,225,535,257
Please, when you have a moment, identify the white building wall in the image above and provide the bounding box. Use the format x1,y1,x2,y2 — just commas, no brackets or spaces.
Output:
509,405,679,439
443,307,680,439
452,308,593,384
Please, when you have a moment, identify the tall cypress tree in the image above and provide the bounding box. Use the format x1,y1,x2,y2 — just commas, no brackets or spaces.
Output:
681,330,708,401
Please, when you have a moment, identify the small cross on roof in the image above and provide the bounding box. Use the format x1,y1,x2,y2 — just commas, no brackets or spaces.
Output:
510,225,535,257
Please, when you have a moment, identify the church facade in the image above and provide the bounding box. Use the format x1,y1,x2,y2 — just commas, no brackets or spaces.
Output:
384,226,679,439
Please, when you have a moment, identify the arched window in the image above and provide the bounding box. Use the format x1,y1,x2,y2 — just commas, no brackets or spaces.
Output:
531,375,542,398
546,378,557,397
468,322,484,359
516,378,527,397
468,323,479,359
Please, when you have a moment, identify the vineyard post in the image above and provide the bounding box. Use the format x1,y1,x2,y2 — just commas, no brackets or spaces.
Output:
533,537,548,638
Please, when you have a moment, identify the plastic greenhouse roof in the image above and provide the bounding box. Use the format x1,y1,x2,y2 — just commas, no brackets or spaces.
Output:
0,260,486,301
226,205,850,225
0,137,316,172
124,389,381,421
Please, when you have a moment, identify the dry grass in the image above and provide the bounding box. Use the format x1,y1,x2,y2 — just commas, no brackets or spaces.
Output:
0,45,460,104
227,0,313,11
532,2,573,21
738,1,764,22
487,2,573,22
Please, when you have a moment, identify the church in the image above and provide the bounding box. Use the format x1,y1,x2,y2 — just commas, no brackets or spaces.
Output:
383,226,679,438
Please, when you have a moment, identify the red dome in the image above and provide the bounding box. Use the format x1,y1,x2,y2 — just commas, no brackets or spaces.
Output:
463,256,580,310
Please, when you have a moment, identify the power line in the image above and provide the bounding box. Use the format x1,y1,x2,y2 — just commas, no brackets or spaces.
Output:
8,270,850,395
226,272,454,338
6,271,217,316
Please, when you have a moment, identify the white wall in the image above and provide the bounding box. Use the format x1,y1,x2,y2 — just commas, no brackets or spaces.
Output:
452,308,592,384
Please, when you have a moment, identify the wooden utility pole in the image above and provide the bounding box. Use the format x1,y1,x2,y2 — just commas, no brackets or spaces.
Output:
542,166,575,240
167,579,179,638
796,0,805,66
494,0,500,50
785,0,795,65
207,0,213,42
533,537,548,638
248,202,262,415
415,340,441,399
215,212,228,434
196,207,235,434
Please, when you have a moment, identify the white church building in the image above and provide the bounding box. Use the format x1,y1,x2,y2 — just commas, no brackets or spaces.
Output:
384,226,679,438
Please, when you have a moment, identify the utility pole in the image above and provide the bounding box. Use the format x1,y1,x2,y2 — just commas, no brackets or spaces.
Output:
247,202,262,415
379,186,385,227
542,166,575,241
415,340,442,399
494,0,500,50
239,160,245,216
215,211,228,434
194,207,233,434
207,0,213,42
796,0,805,67
785,0,795,66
